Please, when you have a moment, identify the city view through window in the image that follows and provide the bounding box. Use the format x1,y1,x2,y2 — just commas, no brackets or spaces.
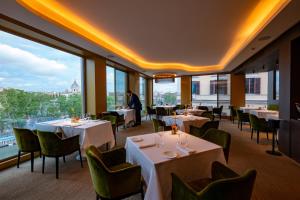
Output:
153,78,181,106
0,31,82,160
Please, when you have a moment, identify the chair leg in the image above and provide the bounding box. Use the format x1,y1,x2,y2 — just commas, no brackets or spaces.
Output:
257,130,260,144
30,152,34,172
141,185,144,199
237,121,239,128
42,155,45,174
55,156,59,179
63,155,66,163
78,149,83,168
17,150,21,168
251,129,253,139
96,193,100,200
240,122,243,131
267,132,269,140
39,150,42,158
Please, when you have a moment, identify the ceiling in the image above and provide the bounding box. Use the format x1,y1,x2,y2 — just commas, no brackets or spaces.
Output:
1,0,300,76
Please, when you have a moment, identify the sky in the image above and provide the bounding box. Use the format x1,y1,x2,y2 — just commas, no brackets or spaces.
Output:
0,30,82,92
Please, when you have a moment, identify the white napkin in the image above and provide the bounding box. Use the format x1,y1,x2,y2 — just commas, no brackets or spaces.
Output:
176,144,196,155
138,143,156,149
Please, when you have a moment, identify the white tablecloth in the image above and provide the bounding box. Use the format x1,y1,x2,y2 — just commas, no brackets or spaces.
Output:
239,107,261,113
36,119,115,150
116,109,136,125
176,109,206,116
125,131,225,200
162,115,209,133
249,110,279,119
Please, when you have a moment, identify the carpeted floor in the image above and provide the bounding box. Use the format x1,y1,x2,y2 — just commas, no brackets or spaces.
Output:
0,119,300,200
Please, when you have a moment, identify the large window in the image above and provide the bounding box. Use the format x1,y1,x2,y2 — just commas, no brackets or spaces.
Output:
275,70,279,100
245,72,268,107
192,74,230,115
0,30,82,161
106,66,128,110
153,78,181,105
139,77,146,115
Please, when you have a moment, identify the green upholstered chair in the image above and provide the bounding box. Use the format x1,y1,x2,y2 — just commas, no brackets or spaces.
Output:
101,115,117,143
171,161,257,200
37,130,83,179
213,105,223,120
13,128,41,172
229,106,237,123
152,118,172,132
236,109,250,131
189,121,220,138
109,111,125,131
202,128,231,163
249,114,272,144
267,104,279,111
156,107,168,119
200,111,215,121
196,106,209,111
86,145,143,200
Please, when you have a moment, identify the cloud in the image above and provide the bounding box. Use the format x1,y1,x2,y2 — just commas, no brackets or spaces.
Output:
0,77,5,81
0,44,67,76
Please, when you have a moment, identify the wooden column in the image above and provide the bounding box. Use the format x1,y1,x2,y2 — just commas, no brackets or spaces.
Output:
181,76,192,105
230,74,245,107
146,79,153,106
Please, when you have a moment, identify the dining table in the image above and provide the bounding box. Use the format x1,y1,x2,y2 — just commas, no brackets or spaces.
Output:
115,108,136,125
35,119,115,153
162,114,209,133
125,131,226,200
249,109,279,119
239,106,261,113
176,108,206,116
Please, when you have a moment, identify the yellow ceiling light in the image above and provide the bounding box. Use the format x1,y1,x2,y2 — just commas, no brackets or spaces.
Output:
17,0,289,73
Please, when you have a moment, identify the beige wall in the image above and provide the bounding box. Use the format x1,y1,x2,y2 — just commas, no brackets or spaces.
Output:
86,56,107,115
181,76,192,105
230,74,245,107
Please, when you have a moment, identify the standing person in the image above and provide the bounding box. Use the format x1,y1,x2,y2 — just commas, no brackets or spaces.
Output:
127,90,142,126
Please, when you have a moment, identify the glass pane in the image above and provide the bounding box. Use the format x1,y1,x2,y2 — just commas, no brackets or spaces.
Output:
153,78,181,106
245,72,268,108
0,30,82,161
106,66,115,110
139,77,146,115
218,74,231,116
192,75,217,109
275,70,279,100
115,70,127,107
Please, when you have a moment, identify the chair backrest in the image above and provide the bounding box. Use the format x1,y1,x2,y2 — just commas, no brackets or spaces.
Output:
36,130,62,156
267,104,279,111
236,109,244,120
86,145,112,199
199,169,257,200
190,121,219,138
202,128,231,162
13,128,40,152
249,114,262,130
152,118,166,132
108,111,121,117
229,106,237,117
171,162,257,200
197,106,209,111
156,107,167,116
101,115,117,125
201,111,214,121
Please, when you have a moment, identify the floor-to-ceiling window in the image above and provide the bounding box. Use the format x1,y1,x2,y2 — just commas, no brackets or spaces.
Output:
106,66,128,110
245,72,268,107
139,77,146,115
192,74,231,115
153,78,181,105
0,30,82,161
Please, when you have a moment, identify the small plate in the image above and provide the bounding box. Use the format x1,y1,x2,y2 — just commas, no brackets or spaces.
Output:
163,151,178,159
131,137,143,142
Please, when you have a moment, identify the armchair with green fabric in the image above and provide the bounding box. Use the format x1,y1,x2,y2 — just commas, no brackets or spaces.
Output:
249,114,272,144
212,105,223,120
267,104,279,111
37,130,83,179
171,161,257,200
189,121,220,138
229,106,237,123
201,128,231,163
13,128,41,172
109,111,125,131
200,111,215,121
236,109,250,131
86,145,144,200
152,118,172,132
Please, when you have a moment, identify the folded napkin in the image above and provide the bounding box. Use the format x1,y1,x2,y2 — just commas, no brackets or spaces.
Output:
176,144,196,155
138,143,156,149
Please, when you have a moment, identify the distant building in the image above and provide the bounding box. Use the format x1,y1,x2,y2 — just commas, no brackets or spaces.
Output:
70,80,80,93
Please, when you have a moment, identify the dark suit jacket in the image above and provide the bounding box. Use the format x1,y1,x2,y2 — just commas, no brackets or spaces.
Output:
128,93,142,110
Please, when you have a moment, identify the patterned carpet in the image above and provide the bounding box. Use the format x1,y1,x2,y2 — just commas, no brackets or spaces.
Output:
0,119,300,200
